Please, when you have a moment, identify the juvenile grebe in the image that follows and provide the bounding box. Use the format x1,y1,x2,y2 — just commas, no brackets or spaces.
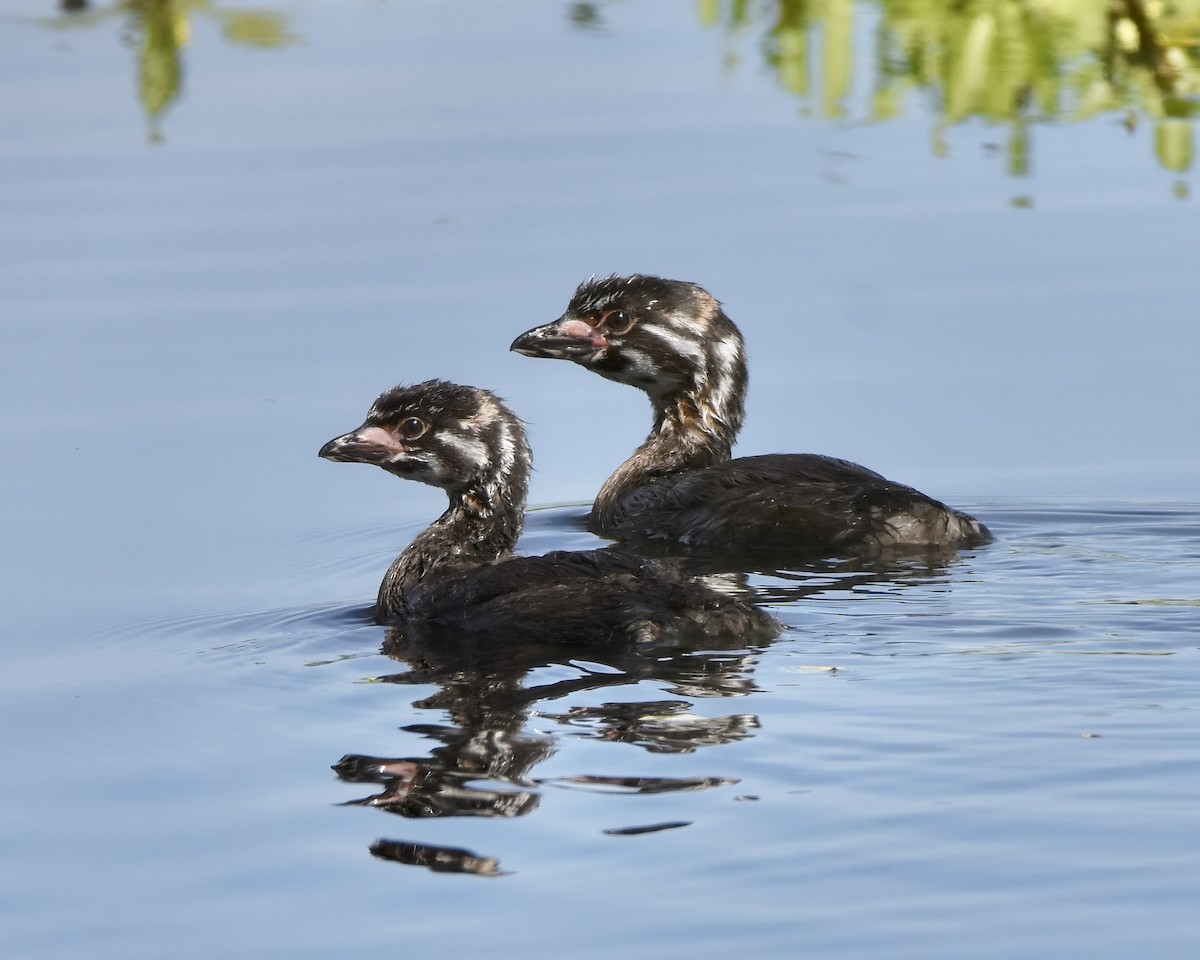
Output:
511,275,990,557
318,379,777,645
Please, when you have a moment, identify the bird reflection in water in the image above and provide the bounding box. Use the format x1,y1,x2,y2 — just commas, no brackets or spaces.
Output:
329,546,973,876
540,699,760,753
332,623,775,877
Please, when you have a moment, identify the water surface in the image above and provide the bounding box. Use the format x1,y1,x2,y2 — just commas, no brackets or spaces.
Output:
2,2,1198,958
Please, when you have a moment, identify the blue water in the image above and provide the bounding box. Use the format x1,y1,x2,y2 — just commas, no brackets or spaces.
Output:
2,2,1198,958
5,502,1198,957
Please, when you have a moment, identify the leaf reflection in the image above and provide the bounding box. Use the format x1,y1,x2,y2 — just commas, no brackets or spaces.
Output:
43,0,298,142
35,0,1200,182
697,0,1200,182
135,0,184,141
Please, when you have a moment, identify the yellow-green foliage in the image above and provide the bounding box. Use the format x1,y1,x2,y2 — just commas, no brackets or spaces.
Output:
701,0,1200,174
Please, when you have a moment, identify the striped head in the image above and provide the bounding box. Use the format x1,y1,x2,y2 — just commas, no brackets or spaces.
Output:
511,275,748,439
318,380,530,508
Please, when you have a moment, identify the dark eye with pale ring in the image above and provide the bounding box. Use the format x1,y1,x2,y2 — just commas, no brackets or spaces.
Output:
602,310,634,335
398,417,427,440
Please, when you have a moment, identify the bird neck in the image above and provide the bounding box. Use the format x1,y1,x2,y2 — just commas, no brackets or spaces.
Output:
618,303,748,480
592,383,742,531
375,467,528,622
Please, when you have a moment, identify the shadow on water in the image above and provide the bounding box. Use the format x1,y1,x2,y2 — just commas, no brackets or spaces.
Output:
30,0,1200,185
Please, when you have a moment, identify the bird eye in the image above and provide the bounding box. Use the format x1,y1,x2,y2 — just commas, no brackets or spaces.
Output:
602,310,634,335
398,417,427,440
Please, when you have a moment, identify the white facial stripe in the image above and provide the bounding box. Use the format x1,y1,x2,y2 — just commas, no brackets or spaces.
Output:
705,335,743,421
493,419,517,481
642,323,704,365
450,394,525,482
440,429,488,470
461,397,501,437
662,311,708,339
709,333,742,377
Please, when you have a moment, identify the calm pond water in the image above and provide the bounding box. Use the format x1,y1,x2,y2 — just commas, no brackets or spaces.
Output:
2,1,1198,958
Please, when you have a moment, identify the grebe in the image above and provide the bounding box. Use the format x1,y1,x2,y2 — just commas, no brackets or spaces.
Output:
319,379,778,645
511,275,990,557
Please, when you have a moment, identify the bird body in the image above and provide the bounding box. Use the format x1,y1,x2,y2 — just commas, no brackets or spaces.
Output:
596,453,985,556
